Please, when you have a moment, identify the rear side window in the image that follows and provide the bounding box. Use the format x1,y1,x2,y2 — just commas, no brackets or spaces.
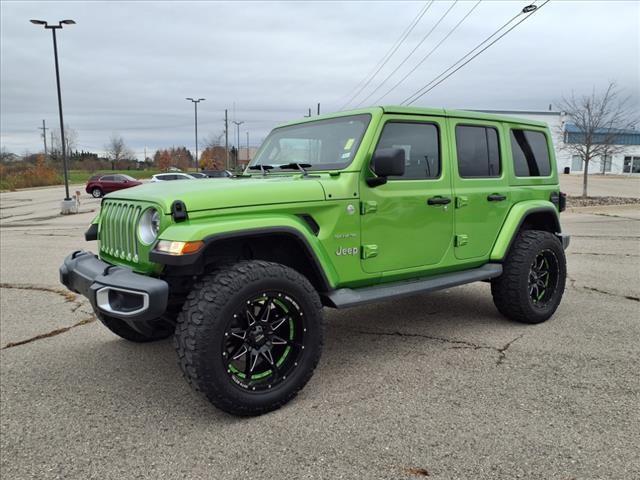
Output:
455,125,501,178
100,175,115,181
510,129,551,177
374,122,440,180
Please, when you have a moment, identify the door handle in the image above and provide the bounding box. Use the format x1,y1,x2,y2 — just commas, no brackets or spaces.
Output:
487,193,507,202
427,196,451,206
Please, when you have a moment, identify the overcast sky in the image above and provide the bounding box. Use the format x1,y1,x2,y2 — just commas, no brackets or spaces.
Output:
1,0,638,158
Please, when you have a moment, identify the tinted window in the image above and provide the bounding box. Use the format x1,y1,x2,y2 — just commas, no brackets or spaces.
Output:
510,130,551,177
374,122,440,180
100,175,115,181
455,126,501,178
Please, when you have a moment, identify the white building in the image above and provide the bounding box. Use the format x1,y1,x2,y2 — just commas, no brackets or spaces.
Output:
478,110,640,175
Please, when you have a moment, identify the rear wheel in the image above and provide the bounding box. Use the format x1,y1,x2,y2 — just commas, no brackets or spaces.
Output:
174,260,324,416
91,187,103,198
491,230,566,324
97,313,174,342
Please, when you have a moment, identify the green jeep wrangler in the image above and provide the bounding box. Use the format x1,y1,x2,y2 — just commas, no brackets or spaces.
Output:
60,106,569,416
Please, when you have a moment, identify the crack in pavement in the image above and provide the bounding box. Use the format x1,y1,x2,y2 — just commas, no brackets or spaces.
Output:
348,328,524,366
591,212,640,222
568,252,640,258
0,209,96,226
0,283,97,349
566,275,640,302
570,235,639,240
0,283,79,303
1,316,96,350
23,232,78,237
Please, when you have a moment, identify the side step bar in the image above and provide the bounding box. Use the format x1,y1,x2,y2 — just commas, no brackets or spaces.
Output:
323,263,503,309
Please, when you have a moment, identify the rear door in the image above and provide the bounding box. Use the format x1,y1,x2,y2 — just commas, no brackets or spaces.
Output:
449,118,512,260
360,115,454,273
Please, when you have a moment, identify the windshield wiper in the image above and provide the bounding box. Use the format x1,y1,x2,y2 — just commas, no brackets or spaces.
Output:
248,164,274,176
279,162,312,176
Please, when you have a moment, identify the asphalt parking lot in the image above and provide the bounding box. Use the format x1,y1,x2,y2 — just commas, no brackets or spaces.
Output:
1,183,639,479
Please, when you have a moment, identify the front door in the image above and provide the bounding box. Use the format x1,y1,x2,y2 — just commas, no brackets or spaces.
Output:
449,119,512,260
360,116,453,274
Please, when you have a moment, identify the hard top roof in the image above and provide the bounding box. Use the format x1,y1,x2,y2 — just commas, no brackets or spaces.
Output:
277,106,548,129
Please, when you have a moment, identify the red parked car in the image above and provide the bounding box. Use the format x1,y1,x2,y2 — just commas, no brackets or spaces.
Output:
85,174,142,198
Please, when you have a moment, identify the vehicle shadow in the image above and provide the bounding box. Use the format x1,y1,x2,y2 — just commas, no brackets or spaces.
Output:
51,285,513,420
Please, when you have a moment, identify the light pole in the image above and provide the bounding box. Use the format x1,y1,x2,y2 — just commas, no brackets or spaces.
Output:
30,19,75,212
232,120,244,169
186,97,205,170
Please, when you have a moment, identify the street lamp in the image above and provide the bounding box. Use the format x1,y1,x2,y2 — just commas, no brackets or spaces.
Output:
30,19,76,213
232,120,244,169
186,97,205,170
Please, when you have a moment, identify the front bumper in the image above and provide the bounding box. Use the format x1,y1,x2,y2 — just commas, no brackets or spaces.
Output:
59,250,169,322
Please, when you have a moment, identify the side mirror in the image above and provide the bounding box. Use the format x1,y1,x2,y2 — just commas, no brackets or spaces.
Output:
367,148,405,187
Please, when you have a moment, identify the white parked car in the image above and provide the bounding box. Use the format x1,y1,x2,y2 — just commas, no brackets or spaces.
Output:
150,173,196,182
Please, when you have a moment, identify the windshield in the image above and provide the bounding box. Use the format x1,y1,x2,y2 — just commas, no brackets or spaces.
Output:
250,114,371,171
121,174,136,181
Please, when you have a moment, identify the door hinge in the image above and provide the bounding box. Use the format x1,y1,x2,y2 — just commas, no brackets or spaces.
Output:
360,201,378,215
361,244,378,259
455,234,468,247
455,196,468,208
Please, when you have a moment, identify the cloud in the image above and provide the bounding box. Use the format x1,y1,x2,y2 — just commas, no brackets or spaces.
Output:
1,0,638,156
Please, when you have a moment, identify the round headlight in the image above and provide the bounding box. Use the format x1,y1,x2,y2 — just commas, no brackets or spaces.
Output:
138,208,160,244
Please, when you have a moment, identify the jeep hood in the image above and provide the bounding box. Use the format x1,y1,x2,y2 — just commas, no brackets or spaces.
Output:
105,177,326,213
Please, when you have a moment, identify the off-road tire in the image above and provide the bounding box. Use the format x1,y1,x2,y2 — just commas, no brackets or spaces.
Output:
98,313,174,342
174,260,324,416
91,188,103,198
491,230,566,324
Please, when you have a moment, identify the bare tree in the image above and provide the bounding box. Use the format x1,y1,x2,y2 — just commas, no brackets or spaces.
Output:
203,130,225,149
558,82,637,197
51,125,78,155
105,133,134,170
0,146,16,164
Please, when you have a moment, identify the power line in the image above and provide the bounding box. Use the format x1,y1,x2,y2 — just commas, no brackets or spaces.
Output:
402,1,547,105
373,0,481,105
355,0,459,108
400,2,535,105
338,1,433,111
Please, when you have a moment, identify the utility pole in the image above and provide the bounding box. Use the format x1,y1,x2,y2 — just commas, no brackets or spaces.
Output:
185,97,205,171
224,109,229,170
30,18,76,211
232,120,244,169
246,131,250,163
39,119,48,156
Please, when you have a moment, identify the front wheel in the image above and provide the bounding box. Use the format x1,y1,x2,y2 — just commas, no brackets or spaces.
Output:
174,260,324,416
491,230,566,324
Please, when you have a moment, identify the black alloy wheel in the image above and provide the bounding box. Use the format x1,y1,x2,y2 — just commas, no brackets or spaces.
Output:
223,292,306,392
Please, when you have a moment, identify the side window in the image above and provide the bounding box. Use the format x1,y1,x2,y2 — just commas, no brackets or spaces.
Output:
101,175,115,181
374,122,440,180
455,125,501,178
510,129,551,177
